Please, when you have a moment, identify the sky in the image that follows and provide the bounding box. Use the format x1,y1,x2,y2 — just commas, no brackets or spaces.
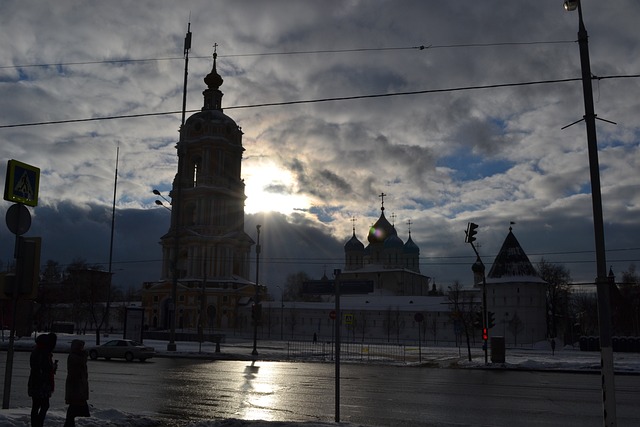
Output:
0,0,639,292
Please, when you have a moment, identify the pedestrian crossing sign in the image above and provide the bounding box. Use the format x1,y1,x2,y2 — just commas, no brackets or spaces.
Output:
4,159,40,207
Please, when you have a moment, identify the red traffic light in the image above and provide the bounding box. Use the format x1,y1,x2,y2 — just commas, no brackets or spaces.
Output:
482,328,488,341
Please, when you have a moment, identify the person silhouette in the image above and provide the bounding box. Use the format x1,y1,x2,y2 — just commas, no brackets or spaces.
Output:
28,333,57,427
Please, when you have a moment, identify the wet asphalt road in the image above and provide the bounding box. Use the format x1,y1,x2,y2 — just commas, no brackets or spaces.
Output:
3,352,640,426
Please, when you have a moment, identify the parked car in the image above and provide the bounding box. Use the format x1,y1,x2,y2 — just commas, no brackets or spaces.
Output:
87,339,155,362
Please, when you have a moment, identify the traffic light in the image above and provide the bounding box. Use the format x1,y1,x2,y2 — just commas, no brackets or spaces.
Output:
465,222,478,244
487,311,495,329
474,311,482,327
251,303,262,323
482,327,488,341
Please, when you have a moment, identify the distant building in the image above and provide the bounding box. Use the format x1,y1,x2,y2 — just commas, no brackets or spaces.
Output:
141,50,260,333
340,195,429,296
254,225,548,346
484,226,547,345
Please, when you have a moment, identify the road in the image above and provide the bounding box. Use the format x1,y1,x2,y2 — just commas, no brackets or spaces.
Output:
3,352,640,426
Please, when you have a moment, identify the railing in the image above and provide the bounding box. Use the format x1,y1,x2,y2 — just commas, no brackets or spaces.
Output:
286,341,414,363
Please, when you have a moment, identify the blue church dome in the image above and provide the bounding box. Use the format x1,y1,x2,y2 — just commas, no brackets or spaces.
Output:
345,232,365,251
403,235,420,254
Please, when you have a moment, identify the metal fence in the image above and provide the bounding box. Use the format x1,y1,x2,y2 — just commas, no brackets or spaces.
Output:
286,341,419,363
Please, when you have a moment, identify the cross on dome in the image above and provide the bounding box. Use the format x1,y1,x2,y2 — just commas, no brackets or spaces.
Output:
379,192,386,212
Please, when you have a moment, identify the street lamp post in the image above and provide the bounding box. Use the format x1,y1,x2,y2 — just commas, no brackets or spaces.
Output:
564,1,617,425
252,224,261,356
276,285,284,340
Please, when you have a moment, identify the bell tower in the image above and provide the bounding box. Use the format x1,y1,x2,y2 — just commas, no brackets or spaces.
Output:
159,49,253,282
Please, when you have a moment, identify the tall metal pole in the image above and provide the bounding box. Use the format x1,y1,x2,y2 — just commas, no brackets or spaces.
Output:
100,145,118,344
168,22,192,352
252,224,261,356
334,268,341,423
567,2,616,425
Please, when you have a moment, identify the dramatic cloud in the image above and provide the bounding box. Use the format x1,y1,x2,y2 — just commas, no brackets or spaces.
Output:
1,1,639,289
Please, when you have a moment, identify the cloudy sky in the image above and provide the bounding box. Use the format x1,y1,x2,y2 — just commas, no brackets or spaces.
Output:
1,0,639,292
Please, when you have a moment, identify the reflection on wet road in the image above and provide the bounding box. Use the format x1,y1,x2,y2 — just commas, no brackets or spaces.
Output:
5,352,640,426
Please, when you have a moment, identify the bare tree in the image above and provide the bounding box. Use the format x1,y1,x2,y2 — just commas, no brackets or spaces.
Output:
66,259,110,345
448,281,476,361
283,271,323,302
570,292,598,337
619,264,640,335
537,258,572,342
356,310,369,342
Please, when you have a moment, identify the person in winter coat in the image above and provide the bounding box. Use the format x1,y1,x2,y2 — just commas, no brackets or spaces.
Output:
64,339,90,427
28,333,58,427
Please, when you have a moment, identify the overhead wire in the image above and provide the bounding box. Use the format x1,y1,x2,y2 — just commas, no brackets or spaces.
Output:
4,74,640,129
0,39,575,69
4,42,639,275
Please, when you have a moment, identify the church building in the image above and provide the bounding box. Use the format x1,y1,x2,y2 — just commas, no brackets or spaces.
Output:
340,194,430,296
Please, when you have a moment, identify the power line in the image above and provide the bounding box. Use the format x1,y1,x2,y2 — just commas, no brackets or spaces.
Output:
89,245,640,269
0,40,575,70
6,74,640,130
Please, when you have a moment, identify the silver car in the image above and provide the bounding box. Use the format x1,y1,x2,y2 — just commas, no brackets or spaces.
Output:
87,339,155,362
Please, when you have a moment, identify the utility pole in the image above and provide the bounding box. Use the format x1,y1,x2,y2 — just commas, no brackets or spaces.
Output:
563,2,617,424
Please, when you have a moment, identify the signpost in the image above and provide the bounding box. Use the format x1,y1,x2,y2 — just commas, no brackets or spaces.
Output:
3,159,40,409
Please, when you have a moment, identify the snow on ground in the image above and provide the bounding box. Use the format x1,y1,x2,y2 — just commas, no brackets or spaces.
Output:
2,332,640,426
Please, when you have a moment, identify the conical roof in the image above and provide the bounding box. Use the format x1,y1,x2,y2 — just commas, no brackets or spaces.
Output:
487,228,544,283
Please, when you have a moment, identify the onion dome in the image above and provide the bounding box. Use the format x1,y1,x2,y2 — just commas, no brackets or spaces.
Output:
182,48,242,143
204,54,224,90
368,211,397,244
403,235,420,254
384,233,404,249
345,231,365,251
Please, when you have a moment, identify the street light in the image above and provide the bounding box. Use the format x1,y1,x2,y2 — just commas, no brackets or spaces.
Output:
564,1,617,425
153,189,172,211
252,224,261,356
276,285,284,340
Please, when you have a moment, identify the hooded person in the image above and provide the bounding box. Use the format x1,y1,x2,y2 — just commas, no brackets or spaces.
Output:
64,339,90,427
28,333,58,427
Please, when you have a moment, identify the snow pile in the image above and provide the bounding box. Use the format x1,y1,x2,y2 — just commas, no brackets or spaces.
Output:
0,407,160,426
0,408,360,427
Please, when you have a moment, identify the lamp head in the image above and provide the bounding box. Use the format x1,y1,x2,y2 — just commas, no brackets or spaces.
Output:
152,189,161,195
155,200,163,206
563,0,578,11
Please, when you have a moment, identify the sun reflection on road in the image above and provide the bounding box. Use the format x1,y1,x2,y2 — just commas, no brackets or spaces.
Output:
238,361,281,421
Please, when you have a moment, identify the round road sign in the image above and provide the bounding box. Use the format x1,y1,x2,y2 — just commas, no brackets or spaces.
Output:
6,203,31,235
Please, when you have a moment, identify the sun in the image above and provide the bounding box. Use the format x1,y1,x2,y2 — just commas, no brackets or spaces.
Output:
243,162,311,215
